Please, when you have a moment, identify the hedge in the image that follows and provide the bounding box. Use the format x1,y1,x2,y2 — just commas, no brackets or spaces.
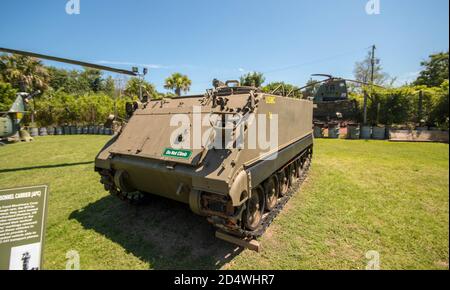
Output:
33,90,137,127
350,81,449,129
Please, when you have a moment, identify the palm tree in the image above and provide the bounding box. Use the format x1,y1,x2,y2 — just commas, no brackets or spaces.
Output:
164,73,192,97
0,54,49,92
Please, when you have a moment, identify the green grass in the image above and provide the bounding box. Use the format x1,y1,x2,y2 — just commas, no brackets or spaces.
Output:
0,136,448,270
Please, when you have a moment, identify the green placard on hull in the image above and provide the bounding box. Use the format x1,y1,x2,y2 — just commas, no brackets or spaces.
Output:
0,185,49,270
163,148,192,159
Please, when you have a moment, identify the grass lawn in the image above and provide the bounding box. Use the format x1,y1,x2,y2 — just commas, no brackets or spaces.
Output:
0,136,448,270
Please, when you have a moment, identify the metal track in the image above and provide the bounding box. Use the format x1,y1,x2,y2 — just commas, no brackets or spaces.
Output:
212,154,312,239
99,170,145,204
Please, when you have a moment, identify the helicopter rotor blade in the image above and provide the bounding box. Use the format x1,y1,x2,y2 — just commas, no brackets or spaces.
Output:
296,79,330,91
311,74,333,79
294,77,384,96
343,79,384,88
0,47,138,76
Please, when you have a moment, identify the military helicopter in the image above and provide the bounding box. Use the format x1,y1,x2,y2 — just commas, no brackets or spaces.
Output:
0,90,40,144
0,47,143,144
301,74,382,99
295,74,380,124
269,74,374,124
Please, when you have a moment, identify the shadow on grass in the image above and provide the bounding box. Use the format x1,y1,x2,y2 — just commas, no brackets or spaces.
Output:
69,194,243,270
0,161,94,173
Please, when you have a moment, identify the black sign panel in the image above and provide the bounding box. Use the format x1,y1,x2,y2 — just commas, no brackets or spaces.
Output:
0,185,49,270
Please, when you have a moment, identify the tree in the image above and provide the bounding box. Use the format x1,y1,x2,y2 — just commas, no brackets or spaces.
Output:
428,80,449,129
353,51,390,86
65,69,90,95
240,72,265,87
263,82,303,98
80,68,103,93
101,76,116,97
302,78,321,98
0,81,17,111
164,73,192,96
47,67,70,92
414,52,449,87
0,54,49,92
47,67,116,97
124,77,158,99
348,82,449,128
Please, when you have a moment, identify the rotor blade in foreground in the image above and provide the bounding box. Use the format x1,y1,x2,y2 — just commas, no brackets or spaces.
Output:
0,47,138,76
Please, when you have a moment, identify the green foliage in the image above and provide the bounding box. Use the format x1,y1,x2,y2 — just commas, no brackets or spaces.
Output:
124,77,158,99
0,53,171,127
240,72,265,87
47,67,68,91
415,52,449,87
351,82,449,128
34,91,76,126
428,80,449,129
348,91,365,121
80,68,103,93
263,82,303,98
2,50,448,130
302,78,321,98
348,51,449,127
0,54,49,92
102,76,116,97
367,86,417,125
115,95,138,119
164,73,192,96
0,81,18,111
1,61,158,126
47,67,117,96
33,90,135,127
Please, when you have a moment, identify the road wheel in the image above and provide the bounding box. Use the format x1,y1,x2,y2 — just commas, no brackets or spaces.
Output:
279,170,289,197
305,152,312,168
243,187,265,231
288,164,297,185
264,177,279,211
297,159,305,178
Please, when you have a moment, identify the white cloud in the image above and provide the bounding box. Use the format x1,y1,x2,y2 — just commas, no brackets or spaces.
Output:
238,68,246,73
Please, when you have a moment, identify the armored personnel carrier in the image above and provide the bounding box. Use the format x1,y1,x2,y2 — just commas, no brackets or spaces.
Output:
0,47,313,238
95,81,314,238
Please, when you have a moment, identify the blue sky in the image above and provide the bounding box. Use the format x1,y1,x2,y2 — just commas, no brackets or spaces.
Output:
0,0,448,94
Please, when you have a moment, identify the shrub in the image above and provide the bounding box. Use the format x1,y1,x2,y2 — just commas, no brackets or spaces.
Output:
34,90,132,127
351,84,449,128
0,81,17,112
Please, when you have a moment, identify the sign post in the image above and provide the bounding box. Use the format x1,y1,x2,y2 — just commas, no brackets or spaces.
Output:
0,185,49,270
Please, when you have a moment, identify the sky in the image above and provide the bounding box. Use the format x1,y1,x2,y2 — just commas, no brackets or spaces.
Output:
0,0,448,94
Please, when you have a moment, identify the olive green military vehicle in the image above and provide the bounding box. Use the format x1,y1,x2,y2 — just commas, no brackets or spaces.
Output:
298,74,381,125
300,74,359,124
95,81,314,238
0,91,40,145
0,47,314,238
